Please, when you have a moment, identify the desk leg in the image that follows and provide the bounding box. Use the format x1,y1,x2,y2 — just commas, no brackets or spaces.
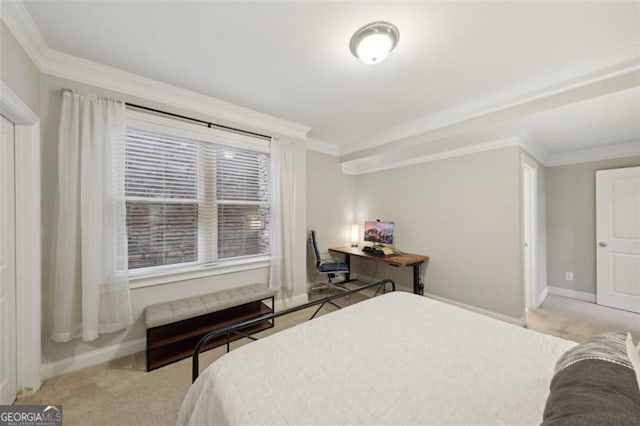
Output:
344,254,351,282
413,263,424,295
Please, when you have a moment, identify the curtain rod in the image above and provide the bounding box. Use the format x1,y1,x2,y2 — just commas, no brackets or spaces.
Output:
61,88,272,141
126,103,272,141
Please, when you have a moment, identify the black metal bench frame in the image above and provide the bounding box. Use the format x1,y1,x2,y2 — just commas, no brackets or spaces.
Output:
192,278,396,382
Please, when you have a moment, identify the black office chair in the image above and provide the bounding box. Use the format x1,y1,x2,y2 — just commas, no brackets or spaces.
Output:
309,230,350,293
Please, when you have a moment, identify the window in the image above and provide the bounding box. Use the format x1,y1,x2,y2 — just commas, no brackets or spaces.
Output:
125,112,270,275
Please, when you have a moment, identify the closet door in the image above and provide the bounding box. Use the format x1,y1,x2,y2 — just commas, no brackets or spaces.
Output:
596,166,640,313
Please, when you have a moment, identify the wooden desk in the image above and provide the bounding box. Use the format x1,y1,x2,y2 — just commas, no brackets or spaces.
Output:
328,246,429,295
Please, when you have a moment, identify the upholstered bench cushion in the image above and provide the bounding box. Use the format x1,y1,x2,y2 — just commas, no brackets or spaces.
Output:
145,283,275,328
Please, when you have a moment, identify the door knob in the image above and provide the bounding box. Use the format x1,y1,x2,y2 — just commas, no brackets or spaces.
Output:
599,242,607,247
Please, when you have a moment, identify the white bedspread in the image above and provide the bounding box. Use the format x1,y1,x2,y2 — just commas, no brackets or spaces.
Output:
178,292,575,425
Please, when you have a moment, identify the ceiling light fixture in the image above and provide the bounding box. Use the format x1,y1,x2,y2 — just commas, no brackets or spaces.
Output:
349,21,399,65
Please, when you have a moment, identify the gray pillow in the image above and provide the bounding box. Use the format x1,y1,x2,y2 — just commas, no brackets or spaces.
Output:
543,359,640,425
554,331,633,373
542,332,640,425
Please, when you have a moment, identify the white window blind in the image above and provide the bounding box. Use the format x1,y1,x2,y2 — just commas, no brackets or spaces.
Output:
125,127,270,272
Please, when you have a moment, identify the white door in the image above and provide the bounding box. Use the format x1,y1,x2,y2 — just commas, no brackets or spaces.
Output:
0,115,17,404
596,166,640,313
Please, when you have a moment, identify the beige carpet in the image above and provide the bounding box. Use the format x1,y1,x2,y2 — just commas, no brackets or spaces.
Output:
18,306,326,426
526,294,640,342
17,289,639,425
16,283,381,426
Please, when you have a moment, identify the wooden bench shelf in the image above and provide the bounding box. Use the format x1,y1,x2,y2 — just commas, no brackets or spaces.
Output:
146,297,274,371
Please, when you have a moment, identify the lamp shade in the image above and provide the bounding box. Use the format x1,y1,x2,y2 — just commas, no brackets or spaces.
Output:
351,224,359,246
350,22,399,65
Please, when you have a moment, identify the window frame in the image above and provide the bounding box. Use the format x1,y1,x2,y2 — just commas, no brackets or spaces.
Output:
125,110,271,287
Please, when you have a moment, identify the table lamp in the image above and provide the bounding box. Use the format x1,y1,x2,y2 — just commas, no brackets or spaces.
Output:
351,224,359,247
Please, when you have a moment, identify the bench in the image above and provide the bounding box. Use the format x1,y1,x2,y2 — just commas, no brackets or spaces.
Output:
145,283,276,371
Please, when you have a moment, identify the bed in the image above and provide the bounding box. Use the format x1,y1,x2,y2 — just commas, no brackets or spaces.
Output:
178,291,577,425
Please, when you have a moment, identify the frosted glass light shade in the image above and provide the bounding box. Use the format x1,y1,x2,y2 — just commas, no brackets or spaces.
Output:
351,224,359,246
350,22,399,65
357,33,393,64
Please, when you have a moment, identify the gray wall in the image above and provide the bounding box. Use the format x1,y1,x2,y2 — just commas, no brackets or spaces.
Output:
0,20,41,115
546,155,640,294
305,151,356,285
40,73,307,364
352,146,524,320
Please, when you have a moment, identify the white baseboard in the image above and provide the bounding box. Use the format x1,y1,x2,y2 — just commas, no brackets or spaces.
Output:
425,293,525,327
547,286,596,303
41,337,146,380
537,287,549,307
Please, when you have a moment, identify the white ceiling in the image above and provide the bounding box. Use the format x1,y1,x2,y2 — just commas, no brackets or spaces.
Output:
19,1,640,166
518,87,640,153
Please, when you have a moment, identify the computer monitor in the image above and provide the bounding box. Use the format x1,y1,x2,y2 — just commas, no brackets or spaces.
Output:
363,220,394,245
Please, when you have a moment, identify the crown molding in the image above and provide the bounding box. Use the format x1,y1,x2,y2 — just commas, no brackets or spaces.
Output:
518,131,549,165
1,1,310,140
545,140,640,167
343,46,640,156
305,137,341,156
342,133,640,175
341,136,524,175
39,49,310,139
3,1,638,157
0,1,47,69
0,80,39,125
39,49,312,139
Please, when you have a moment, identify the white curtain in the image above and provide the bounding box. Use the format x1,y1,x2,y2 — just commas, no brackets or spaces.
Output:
52,90,132,342
268,138,296,290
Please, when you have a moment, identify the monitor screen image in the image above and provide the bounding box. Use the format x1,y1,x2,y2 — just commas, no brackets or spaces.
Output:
363,221,394,245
